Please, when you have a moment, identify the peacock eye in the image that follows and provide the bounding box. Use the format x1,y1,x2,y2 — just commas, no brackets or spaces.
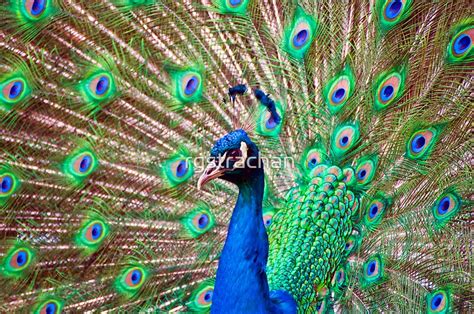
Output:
76,218,109,253
195,213,209,230
188,280,215,311
228,0,242,7
227,149,242,160
0,172,20,199
173,70,203,103
2,245,35,277
23,0,50,20
88,73,113,99
116,265,147,296
34,298,63,314
182,206,215,238
426,289,450,313
384,0,403,20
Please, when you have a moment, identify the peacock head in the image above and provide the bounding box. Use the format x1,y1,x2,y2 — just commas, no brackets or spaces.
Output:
198,129,262,189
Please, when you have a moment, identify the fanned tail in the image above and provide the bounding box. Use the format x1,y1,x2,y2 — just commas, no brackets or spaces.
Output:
0,0,472,312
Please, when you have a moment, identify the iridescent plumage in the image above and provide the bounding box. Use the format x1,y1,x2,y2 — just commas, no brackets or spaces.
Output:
0,0,472,312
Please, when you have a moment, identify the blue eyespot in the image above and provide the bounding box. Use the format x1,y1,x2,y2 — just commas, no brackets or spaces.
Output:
265,218,272,226
367,260,376,275
411,135,426,153
265,116,277,130
79,155,92,173
45,302,57,314
431,293,443,310
454,34,471,55
385,0,402,19
331,88,346,103
130,270,142,285
197,214,209,229
175,160,188,178
8,81,24,99
16,251,27,267
184,76,199,95
380,85,394,102
204,290,213,302
339,135,349,147
437,197,450,215
369,204,379,219
95,76,109,96
31,0,47,16
229,0,242,5
293,29,308,48
91,223,103,240
308,158,318,168
315,301,322,311
1,175,13,193
357,169,367,180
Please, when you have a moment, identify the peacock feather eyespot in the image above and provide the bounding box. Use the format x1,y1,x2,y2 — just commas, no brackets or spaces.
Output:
214,0,249,14
262,208,276,229
426,289,450,314
331,267,346,288
344,234,360,256
384,0,403,20
63,149,98,183
363,194,390,230
323,65,356,114
1,244,35,278
301,145,327,175
406,127,439,160
181,204,215,238
188,280,215,312
361,254,384,287
373,68,406,110
376,0,412,31
331,123,360,158
161,149,194,187
282,7,317,59
314,296,330,314
432,192,461,229
19,0,55,21
0,76,31,110
355,155,378,186
171,68,204,104
447,23,473,63
256,100,284,137
82,72,115,102
33,298,63,314
0,171,20,202
75,218,109,252
115,265,148,296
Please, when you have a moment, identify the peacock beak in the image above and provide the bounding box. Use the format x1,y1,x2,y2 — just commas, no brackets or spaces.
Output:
197,152,229,190
197,163,228,190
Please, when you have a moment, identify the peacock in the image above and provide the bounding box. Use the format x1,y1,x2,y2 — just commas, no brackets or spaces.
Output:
0,0,472,312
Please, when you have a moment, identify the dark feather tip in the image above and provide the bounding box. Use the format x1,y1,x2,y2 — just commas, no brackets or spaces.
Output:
228,84,248,101
254,89,281,124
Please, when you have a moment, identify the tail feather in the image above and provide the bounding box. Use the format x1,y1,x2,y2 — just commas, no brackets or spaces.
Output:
0,0,472,312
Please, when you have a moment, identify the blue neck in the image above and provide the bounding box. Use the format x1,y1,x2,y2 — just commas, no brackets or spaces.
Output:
211,171,272,313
